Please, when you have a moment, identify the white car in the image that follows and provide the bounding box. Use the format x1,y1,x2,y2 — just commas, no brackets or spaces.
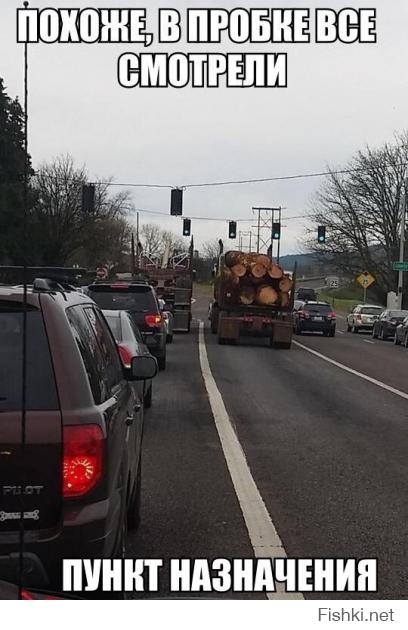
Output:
346,304,383,333
158,298,174,343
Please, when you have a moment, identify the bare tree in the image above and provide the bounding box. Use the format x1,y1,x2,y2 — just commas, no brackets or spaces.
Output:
307,132,408,302
201,239,221,261
140,223,186,258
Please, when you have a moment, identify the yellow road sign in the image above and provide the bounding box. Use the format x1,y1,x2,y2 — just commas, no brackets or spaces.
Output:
356,272,375,289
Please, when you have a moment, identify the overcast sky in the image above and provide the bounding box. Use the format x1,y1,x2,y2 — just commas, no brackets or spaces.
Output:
1,0,407,254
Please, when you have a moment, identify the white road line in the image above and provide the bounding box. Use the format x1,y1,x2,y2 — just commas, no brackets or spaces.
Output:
198,321,302,600
337,330,344,334
293,340,408,401
363,339,375,345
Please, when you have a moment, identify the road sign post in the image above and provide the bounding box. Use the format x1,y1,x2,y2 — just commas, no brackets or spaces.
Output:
356,272,375,304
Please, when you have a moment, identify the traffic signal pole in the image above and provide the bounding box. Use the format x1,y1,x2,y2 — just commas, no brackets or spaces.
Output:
397,180,407,309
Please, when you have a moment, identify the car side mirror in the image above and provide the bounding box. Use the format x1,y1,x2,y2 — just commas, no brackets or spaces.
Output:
129,355,158,381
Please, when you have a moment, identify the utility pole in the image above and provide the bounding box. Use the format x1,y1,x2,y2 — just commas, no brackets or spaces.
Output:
397,179,407,309
131,233,136,277
136,211,140,272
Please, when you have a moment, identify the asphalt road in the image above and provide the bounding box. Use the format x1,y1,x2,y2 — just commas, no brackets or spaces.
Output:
128,289,408,599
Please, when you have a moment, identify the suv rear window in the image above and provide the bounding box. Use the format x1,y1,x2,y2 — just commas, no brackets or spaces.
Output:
0,303,58,411
303,304,332,313
361,307,382,314
89,285,158,313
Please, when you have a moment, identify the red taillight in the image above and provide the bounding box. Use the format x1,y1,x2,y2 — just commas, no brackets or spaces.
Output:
356,314,362,321
63,425,103,498
328,312,336,319
299,310,310,319
145,313,162,327
118,343,133,369
21,589,61,600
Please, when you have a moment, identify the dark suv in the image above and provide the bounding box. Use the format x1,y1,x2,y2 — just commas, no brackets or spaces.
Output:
87,282,167,370
0,280,157,592
293,301,336,336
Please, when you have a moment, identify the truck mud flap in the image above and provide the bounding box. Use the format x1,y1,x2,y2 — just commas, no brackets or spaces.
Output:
270,321,293,349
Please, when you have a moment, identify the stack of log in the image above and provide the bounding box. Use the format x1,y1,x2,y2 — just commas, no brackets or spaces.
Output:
220,251,293,307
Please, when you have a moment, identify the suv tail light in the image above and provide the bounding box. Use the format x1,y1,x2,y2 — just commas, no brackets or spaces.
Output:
328,312,336,320
63,425,103,497
145,314,162,327
299,310,310,319
356,314,362,321
118,342,133,369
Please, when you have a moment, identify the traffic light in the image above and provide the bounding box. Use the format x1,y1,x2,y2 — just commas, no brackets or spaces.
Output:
228,221,237,239
82,184,95,214
183,218,191,236
272,222,281,240
317,225,326,243
170,188,183,216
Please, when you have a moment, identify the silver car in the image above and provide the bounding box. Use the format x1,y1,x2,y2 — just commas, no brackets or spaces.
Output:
346,304,383,333
158,298,174,344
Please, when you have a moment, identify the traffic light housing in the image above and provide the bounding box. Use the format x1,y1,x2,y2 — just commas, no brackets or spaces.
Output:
82,184,95,214
272,222,281,240
317,225,326,243
183,218,191,236
228,221,237,239
170,188,183,216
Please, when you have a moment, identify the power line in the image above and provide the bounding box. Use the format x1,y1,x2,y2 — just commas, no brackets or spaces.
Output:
132,207,310,223
22,161,405,191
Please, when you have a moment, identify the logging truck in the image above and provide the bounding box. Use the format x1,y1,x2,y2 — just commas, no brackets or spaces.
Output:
137,240,194,333
210,251,296,349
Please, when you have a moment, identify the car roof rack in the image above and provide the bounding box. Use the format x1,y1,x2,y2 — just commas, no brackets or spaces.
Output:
32,277,77,298
0,266,87,286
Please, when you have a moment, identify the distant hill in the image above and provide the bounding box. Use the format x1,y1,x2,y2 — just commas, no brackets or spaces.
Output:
279,253,320,271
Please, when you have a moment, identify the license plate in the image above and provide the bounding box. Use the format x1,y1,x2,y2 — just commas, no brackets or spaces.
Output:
313,316,323,321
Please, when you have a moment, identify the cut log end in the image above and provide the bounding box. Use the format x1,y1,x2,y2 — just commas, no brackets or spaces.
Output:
255,285,278,306
239,286,256,305
268,263,284,279
279,275,293,293
250,262,267,279
231,263,247,278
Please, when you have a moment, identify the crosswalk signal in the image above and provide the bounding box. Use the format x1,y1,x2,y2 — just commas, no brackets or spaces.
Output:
317,225,326,243
228,221,237,239
183,218,191,236
272,222,281,240
170,188,183,216
82,184,95,214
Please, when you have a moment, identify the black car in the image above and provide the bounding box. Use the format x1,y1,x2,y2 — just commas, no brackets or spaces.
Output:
103,309,155,408
0,279,157,592
394,316,408,347
293,301,336,336
87,281,167,370
296,288,317,302
372,310,408,340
